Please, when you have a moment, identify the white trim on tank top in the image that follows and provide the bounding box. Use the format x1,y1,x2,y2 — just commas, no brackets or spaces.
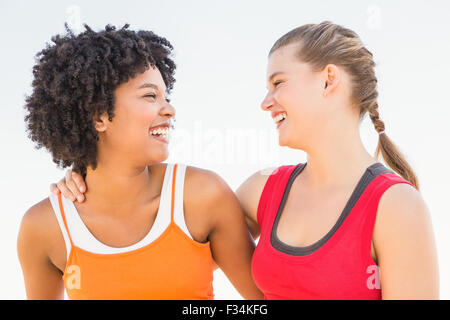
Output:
172,164,192,238
49,194,72,260
49,163,194,256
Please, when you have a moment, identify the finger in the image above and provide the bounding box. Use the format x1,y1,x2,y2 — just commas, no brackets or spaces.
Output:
65,173,84,202
72,171,87,194
65,169,72,184
50,183,60,195
57,179,76,202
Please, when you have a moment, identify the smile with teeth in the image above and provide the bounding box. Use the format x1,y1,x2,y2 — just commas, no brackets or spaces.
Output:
273,113,287,124
149,127,169,138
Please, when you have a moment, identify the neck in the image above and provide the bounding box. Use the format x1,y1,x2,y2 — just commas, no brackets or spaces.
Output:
83,153,154,209
303,120,377,188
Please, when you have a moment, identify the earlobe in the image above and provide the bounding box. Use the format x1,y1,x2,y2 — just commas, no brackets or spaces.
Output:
94,113,109,133
94,120,106,133
323,79,332,97
323,64,339,96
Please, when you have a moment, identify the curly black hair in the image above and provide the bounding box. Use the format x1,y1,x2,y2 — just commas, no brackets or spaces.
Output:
24,23,176,177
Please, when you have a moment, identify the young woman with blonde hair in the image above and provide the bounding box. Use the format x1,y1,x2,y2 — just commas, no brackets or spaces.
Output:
238,21,439,299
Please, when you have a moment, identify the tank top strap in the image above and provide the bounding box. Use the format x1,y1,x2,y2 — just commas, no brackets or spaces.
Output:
257,164,303,232
48,193,74,260
170,163,178,223
360,169,416,262
171,163,195,239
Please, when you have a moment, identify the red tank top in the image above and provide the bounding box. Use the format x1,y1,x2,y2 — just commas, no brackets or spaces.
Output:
251,162,415,300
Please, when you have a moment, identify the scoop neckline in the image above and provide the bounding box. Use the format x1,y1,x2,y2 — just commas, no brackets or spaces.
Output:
270,162,388,257
66,164,172,253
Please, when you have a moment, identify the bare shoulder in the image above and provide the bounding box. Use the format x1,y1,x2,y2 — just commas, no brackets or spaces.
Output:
184,165,232,205
20,198,57,241
376,182,430,226
236,167,276,195
18,198,67,298
182,165,235,240
373,181,434,255
235,167,277,222
18,198,65,271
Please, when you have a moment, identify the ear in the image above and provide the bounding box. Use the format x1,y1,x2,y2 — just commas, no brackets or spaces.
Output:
322,64,340,96
93,113,110,133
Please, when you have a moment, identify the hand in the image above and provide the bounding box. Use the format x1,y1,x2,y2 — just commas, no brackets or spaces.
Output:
50,169,87,202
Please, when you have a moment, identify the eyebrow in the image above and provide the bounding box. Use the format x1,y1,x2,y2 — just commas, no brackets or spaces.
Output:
138,83,161,91
138,82,170,101
268,71,285,83
139,82,169,94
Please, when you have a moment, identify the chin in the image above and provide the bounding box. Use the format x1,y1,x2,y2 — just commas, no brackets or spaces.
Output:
278,135,305,151
277,132,290,147
147,150,169,164
278,139,288,147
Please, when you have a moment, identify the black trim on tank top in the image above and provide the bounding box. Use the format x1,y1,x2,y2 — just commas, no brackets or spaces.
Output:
270,162,393,256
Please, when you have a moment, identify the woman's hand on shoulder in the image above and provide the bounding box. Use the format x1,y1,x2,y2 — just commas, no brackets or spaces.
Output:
50,168,86,203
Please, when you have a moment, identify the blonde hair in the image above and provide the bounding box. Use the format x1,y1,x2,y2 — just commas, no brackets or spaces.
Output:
270,21,419,189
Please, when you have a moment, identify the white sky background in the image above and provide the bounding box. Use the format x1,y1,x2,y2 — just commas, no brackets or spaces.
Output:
0,0,449,299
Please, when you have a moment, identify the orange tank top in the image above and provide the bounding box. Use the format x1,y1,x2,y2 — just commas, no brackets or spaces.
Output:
49,163,215,300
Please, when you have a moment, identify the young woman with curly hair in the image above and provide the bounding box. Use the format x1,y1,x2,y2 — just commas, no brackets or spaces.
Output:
18,24,263,300
52,22,439,300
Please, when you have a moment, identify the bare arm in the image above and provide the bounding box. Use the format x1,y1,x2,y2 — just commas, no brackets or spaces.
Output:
186,167,264,300
235,168,274,240
17,199,65,299
373,183,439,299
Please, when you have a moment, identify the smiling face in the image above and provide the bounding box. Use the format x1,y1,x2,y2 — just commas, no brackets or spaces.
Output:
95,66,175,166
261,43,334,150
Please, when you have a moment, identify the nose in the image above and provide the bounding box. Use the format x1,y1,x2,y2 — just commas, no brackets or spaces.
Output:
161,101,175,119
260,92,274,111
